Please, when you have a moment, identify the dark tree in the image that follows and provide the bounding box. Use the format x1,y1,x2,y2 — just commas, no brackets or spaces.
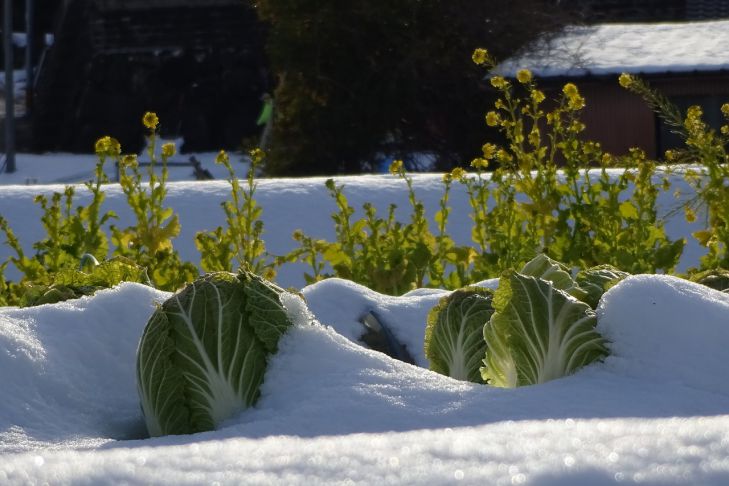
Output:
252,0,567,175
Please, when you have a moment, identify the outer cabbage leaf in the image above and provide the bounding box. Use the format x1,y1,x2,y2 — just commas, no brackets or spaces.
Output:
520,254,587,300
575,264,631,309
482,270,608,387
136,270,294,437
424,287,494,383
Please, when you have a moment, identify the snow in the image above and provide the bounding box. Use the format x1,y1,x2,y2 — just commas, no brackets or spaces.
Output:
1,275,729,484
498,19,729,78
1,156,729,483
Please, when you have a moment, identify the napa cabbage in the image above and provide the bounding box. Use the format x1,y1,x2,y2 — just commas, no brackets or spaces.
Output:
136,270,296,437
481,270,608,387
424,287,494,383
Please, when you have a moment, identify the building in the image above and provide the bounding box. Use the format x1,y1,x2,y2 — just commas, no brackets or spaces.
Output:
498,19,729,158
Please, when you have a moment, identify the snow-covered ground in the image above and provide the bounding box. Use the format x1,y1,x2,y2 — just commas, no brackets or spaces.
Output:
1,155,728,484
1,274,729,484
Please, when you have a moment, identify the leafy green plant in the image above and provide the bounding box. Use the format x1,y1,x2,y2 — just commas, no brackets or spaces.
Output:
0,156,118,305
481,269,608,388
20,256,149,307
467,50,682,275
109,115,197,291
619,73,729,270
519,253,586,299
576,265,631,309
195,149,275,279
289,168,440,294
136,269,298,437
32,159,116,273
688,268,729,293
424,286,494,383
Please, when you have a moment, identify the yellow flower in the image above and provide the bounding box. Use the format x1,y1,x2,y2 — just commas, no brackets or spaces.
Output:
618,73,633,88
481,143,497,159
722,103,729,117
686,105,702,119
94,136,121,156
161,142,176,159
562,83,578,98
109,138,121,156
442,172,453,184
496,149,512,162
530,89,545,104
215,150,229,165
490,76,508,89
450,167,467,181
292,229,305,242
684,207,697,223
569,120,586,133
142,112,159,130
249,148,265,164
485,111,500,127
721,125,729,135
121,154,138,169
470,158,489,170
568,94,585,110
664,150,675,161
389,159,404,175
516,69,532,84
94,136,111,155
471,48,489,65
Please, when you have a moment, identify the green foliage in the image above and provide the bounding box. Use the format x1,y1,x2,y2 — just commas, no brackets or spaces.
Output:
481,269,608,388
110,129,197,291
468,54,683,276
424,286,494,383
575,265,631,309
688,268,729,293
20,257,150,307
518,253,586,300
0,158,118,305
195,149,275,279
619,73,729,270
424,254,620,389
287,164,483,294
32,160,116,273
255,0,565,175
136,269,297,437
288,173,438,294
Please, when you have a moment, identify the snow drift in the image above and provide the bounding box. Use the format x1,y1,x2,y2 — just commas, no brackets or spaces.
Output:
1,275,729,484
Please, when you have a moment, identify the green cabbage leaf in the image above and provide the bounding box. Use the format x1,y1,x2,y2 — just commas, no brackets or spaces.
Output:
424,287,493,383
575,264,631,309
481,270,608,387
136,270,295,437
520,254,587,300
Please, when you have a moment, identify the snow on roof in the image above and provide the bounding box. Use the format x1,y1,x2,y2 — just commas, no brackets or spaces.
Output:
498,19,729,78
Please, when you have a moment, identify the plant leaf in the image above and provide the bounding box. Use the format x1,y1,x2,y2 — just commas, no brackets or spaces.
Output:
482,270,608,387
136,270,294,437
424,287,494,383
575,264,630,309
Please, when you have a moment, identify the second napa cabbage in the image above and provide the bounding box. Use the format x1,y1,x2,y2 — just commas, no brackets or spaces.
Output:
425,255,627,387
